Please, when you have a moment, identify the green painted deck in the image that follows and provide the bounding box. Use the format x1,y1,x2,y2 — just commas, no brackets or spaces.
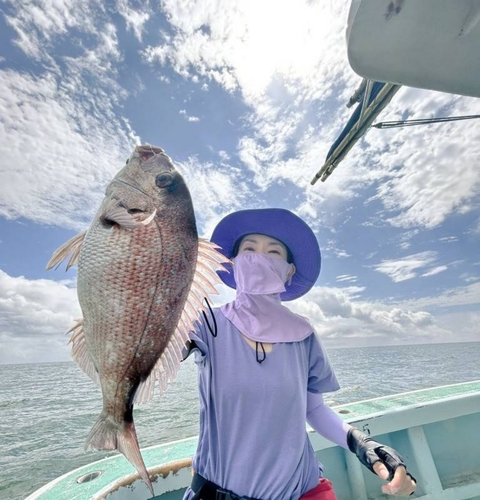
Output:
334,381,480,419
25,380,480,500
25,437,198,500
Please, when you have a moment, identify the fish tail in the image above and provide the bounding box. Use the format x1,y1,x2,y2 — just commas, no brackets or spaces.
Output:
85,410,154,496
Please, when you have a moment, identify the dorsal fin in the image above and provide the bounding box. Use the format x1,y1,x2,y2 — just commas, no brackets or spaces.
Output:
134,238,229,404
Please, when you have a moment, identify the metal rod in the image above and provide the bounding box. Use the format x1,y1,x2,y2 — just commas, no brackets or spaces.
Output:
372,114,480,129
358,79,374,124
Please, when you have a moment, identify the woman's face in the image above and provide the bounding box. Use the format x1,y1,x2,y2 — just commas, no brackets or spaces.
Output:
237,234,289,261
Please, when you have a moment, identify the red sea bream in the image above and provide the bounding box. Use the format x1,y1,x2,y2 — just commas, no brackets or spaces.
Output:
47,145,227,495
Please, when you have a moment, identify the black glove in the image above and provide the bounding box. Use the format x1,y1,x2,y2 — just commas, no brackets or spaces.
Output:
347,428,416,483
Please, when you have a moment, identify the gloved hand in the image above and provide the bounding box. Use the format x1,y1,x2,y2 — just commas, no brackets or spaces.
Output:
347,428,416,495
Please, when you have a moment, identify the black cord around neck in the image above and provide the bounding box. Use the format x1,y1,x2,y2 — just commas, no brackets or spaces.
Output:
255,342,266,363
202,297,218,337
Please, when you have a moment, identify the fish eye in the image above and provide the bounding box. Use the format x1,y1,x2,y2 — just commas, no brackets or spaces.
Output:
155,173,176,190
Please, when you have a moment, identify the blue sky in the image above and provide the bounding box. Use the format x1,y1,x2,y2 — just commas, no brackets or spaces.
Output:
0,0,479,364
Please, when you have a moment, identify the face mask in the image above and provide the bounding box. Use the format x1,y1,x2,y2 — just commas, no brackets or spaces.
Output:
233,253,294,295
221,252,313,344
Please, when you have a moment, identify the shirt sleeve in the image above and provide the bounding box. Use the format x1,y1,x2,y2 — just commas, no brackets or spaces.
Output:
307,333,340,394
181,309,213,360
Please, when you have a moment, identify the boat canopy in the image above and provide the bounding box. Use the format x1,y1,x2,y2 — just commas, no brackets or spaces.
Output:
346,0,480,99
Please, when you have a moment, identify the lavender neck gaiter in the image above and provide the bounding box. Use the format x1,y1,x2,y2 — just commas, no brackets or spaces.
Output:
220,253,313,343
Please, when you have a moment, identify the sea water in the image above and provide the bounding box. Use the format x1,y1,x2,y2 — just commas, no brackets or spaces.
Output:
1,342,479,500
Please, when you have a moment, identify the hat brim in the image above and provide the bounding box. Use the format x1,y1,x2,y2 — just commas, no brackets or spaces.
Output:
210,209,321,301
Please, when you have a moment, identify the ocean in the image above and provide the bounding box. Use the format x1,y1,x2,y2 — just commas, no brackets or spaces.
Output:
1,341,479,500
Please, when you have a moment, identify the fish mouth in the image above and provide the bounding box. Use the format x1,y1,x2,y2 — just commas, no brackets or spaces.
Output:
118,203,146,216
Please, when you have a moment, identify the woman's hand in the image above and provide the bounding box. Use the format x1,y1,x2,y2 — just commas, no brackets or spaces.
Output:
373,462,416,496
347,428,416,496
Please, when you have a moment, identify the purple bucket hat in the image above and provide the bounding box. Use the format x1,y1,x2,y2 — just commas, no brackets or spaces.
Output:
210,208,321,301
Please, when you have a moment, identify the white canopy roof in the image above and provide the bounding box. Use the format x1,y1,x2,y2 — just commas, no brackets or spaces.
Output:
347,0,480,98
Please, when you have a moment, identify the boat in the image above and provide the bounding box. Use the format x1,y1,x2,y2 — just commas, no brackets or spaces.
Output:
26,380,480,500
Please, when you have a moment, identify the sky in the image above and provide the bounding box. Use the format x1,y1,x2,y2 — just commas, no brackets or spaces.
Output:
0,0,479,364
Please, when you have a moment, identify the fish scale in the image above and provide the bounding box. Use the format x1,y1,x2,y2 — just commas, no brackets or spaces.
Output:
47,144,229,495
76,176,198,436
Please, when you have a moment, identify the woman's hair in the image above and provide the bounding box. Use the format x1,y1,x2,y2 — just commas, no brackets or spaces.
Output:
231,233,294,264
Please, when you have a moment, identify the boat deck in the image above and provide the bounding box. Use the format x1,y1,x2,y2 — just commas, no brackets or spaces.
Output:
25,380,480,500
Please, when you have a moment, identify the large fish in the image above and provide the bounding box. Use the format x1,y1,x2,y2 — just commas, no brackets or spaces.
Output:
47,145,227,495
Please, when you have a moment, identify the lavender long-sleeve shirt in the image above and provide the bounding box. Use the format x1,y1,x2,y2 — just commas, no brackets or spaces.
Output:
182,308,340,500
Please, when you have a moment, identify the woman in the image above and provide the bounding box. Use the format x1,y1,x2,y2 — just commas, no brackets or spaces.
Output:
183,208,416,500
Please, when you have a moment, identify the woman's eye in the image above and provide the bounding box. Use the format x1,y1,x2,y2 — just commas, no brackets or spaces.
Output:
243,247,255,251
269,250,280,255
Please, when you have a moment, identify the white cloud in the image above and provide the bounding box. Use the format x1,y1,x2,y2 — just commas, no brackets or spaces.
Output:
1,2,147,232
0,270,80,364
373,251,438,282
436,311,480,342
439,236,459,243
336,275,357,283
218,150,230,161
395,229,420,250
63,21,122,76
117,1,151,41
176,157,252,238
287,285,456,346
179,109,200,122
322,239,353,260
0,70,137,230
334,249,351,259
422,266,448,277
393,281,480,311
469,217,480,235
460,274,479,284
368,89,480,229
149,0,352,99
4,0,100,60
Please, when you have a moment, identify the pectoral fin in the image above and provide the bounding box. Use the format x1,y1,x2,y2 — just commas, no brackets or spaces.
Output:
68,319,100,386
46,231,86,270
101,200,157,230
